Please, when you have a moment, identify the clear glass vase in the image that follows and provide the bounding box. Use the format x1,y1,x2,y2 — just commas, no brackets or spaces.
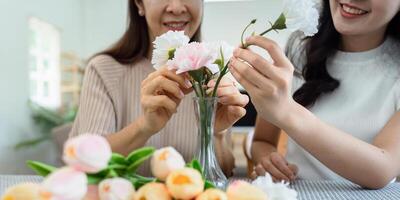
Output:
193,97,228,189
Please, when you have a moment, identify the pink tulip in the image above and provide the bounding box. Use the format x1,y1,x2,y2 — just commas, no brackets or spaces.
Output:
167,42,219,74
98,178,135,200
63,134,112,173
41,167,88,200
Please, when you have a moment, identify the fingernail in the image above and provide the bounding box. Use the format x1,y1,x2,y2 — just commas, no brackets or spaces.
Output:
185,79,192,88
179,90,184,98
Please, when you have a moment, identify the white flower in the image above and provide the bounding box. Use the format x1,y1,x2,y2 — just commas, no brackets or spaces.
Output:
99,178,135,200
63,134,112,173
150,146,186,181
252,173,298,200
152,31,190,70
41,167,88,200
167,42,220,74
205,41,235,67
283,0,319,36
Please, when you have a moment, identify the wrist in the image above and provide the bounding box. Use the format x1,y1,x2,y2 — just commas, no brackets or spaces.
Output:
134,116,155,139
279,100,314,136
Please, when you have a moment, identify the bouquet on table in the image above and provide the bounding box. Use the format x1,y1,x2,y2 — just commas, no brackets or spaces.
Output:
1,134,296,200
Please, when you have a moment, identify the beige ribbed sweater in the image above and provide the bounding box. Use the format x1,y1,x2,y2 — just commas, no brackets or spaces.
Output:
70,55,198,175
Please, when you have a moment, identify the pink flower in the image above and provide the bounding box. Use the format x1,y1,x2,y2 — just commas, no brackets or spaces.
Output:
63,134,112,173
41,167,88,200
167,42,219,74
98,178,135,200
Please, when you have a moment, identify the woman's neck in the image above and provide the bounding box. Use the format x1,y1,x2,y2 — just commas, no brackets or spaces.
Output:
340,29,387,52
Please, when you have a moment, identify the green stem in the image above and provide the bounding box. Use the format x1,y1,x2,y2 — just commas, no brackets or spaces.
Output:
211,64,229,97
241,19,257,48
242,27,274,49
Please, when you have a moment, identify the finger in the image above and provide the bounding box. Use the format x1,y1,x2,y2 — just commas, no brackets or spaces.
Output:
143,76,184,100
250,170,258,180
233,47,278,79
261,160,290,182
148,67,192,89
255,164,266,176
288,164,299,177
246,35,291,67
207,77,235,88
207,85,239,97
270,153,295,180
227,106,247,121
229,57,272,89
143,95,177,115
218,94,249,107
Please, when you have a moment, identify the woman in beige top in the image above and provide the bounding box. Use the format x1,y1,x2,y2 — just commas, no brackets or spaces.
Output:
70,0,249,176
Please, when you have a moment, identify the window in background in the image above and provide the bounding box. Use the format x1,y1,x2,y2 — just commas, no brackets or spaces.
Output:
28,17,61,109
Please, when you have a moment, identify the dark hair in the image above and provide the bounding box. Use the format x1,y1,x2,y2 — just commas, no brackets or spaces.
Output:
98,0,202,65
291,0,400,107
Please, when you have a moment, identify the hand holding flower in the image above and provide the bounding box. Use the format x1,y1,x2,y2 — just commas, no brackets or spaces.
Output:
229,36,297,127
140,66,192,136
206,77,249,133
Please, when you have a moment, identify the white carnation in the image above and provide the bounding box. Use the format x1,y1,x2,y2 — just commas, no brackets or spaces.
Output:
283,0,319,36
151,31,190,70
252,173,298,200
205,41,235,66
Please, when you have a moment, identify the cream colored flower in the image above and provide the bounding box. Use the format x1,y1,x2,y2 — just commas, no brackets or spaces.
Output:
134,183,172,200
63,134,112,173
195,188,228,200
152,30,190,70
166,168,204,200
98,178,135,200
282,0,319,36
252,173,298,200
227,180,268,200
150,146,186,181
1,183,41,200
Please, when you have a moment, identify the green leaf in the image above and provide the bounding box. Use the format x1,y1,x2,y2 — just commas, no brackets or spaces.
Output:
125,174,157,189
27,161,57,177
205,180,216,189
126,147,155,163
15,136,50,150
126,155,152,173
109,153,127,165
107,169,118,178
189,69,205,83
272,13,287,30
87,174,104,185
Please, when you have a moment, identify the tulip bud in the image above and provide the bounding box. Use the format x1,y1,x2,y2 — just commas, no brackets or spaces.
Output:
41,167,88,200
196,188,228,200
1,183,41,200
134,183,171,200
98,178,135,200
166,168,204,200
150,147,185,181
227,181,268,200
63,134,112,173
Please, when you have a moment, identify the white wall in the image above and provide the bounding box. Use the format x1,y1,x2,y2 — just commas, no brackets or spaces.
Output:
0,0,291,174
0,0,84,174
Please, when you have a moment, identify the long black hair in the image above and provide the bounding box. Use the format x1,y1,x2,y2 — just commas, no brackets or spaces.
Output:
290,0,400,107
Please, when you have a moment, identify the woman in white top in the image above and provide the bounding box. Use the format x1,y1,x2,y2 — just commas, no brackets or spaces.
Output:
70,0,249,176
229,0,400,189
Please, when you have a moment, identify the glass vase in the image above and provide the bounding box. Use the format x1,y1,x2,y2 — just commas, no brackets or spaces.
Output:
193,97,228,189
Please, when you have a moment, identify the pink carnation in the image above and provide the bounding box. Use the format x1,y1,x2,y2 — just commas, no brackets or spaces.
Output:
167,42,219,74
